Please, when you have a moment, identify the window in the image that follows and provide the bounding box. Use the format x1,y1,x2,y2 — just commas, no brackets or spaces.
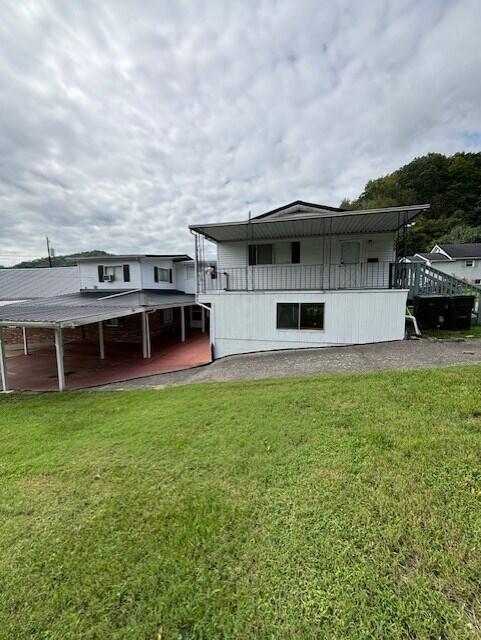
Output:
475,279,481,285
248,244,273,265
123,264,131,282
300,303,324,329
276,303,325,330
291,241,300,264
105,318,121,328
466,260,475,267
163,308,173,323
277,303,299,329
367,257,379,264
154,266,170,282
191,307,202,321
98,265,104,282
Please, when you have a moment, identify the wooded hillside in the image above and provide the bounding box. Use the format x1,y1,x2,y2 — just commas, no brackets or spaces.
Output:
341,152,481,255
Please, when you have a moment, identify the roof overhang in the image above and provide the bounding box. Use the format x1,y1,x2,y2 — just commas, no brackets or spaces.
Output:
0,291,197,329
190,204,430,243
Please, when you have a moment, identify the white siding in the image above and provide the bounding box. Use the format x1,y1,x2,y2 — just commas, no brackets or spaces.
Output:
80,258,195,292
431,260,481,284
79,261,142,290
217,234,395,270
200,289,407,358
176,262,196,293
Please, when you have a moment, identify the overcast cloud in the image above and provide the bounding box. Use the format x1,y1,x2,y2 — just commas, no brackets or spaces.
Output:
0,0,480,264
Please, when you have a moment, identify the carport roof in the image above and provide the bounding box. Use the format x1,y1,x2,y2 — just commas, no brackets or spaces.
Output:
0,290,196,328
190,203,430,243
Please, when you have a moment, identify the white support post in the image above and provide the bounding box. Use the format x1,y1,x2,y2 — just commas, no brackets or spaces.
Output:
98,321,105,360
141,312,151,359
180,306,186,342
201,306,206,333
0,329,9,392
22,327,29,355
54,327,65,392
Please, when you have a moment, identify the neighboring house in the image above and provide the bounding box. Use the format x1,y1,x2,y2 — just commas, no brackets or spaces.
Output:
0,254,210,391
404,244,481,284
0,266,79,306
190,200,429,358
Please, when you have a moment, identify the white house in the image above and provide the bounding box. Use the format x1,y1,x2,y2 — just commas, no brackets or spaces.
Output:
190,200,430,359
0,254,210,391
404,244,481,284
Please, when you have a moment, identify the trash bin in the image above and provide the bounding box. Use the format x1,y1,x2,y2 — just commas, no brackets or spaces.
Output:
413,295,451,329
446,295,475,330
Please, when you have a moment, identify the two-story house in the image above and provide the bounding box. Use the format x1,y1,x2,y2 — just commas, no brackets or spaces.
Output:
404,243,481,285
190,200,430,358
0,254,211,391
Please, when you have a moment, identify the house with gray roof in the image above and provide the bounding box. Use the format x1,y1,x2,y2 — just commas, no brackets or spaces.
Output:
405,243,481,284
0,254,211,391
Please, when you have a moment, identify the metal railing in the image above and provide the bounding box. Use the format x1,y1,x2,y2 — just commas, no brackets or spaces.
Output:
198,262,395,292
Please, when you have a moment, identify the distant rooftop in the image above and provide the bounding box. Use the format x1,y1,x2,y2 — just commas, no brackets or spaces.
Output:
436,244,481,259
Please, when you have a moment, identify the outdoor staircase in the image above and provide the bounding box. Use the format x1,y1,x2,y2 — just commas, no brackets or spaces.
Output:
395,262,481,323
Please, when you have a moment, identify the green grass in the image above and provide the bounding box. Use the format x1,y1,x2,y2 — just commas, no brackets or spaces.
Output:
423,325,481,339
1,367,481,639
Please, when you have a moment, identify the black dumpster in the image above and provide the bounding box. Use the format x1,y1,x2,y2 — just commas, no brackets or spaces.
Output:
447,295,475,330
413,295,451,329
413,295,475,330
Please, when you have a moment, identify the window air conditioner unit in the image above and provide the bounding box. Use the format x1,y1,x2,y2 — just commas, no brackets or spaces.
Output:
105,274,115,282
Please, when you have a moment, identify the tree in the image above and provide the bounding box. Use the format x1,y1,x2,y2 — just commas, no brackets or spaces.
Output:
341,152,481,254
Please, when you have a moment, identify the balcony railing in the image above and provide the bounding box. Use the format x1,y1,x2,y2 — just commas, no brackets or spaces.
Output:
198,262,398,292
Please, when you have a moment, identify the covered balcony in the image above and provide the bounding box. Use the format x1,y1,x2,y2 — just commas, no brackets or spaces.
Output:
191,202,430,294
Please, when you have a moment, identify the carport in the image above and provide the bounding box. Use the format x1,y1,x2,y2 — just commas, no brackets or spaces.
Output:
0,290,210,391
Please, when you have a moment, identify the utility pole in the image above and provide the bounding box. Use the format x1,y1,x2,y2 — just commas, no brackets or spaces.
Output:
46,237,52,267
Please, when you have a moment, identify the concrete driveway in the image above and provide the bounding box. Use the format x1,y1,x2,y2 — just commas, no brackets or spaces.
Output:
99,338,481,390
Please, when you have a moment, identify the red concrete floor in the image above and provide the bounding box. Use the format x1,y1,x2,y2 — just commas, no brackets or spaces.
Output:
4,332,211,391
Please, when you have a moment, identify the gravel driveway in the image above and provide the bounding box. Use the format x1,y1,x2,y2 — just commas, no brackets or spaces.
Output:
99,338,481,390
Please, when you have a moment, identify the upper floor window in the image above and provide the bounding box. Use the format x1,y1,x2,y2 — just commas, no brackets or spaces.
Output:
154,266,173,283
249,244,273,265
466,259,475,267
123,264,131,282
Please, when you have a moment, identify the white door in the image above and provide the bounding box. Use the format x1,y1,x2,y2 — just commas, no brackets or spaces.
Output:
340,241,361,264
340,241,361,288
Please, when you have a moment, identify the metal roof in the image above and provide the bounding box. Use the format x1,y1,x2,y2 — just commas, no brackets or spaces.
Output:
436,244,481,259
0,266,79,301
74,254,192,262
190,204,430,243
252,200,347,220
0,290,196,328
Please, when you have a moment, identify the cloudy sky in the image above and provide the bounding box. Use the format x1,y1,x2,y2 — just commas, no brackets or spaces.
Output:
1,0,480,265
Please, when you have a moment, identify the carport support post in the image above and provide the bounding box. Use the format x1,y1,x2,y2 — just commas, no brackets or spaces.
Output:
0,328,8,392
141,312,151,359
201,306,206,333
98,321,105,359
54,327,65,392
22,327,29,355
180,306,186,342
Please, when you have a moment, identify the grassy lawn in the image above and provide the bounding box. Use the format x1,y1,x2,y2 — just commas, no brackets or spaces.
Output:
1,367,481,639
